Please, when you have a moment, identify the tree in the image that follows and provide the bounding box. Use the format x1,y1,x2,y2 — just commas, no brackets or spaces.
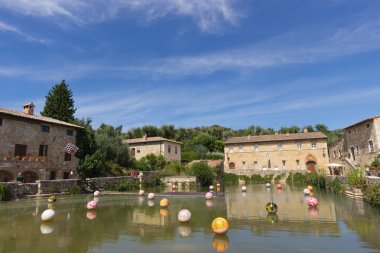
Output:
190,162,214,186
315,124,329,135
78,151,108,178
41,80,76,122
161,124,176,139
75,118,97,160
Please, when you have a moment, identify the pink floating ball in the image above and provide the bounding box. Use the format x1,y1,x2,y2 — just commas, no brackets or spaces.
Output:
205,192,213,199
306,196,319,207
206,200,213,207
276,184,282,189
308,207,319,218
87,200,97,210
86,211,97,220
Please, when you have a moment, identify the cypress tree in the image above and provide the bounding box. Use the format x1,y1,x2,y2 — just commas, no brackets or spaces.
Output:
41,80,76,122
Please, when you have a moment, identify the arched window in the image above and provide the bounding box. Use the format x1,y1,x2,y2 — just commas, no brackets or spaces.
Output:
229,162,235,170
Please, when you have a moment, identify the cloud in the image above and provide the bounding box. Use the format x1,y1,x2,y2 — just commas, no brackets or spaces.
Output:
0,20,48,44
0,0,241,33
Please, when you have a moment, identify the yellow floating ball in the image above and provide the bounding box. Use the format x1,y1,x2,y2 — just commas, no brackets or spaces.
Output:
160,198,169,207
160,208,169,216
212,217,229,235
307,185,313,191
212,235,230,252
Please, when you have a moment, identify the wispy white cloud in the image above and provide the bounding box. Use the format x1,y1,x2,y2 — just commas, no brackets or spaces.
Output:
0,20,48,44
0,0,241,33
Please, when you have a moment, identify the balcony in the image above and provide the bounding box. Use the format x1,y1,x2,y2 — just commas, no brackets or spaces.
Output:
2,154,47,162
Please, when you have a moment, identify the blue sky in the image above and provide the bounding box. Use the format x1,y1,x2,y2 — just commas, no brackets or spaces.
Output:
1,0,380,131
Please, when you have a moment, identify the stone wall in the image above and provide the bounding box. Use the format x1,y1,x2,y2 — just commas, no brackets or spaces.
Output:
224,168,307,177
87,176,138,190
38,179,81,194
326,175,380,188
162,176,196,186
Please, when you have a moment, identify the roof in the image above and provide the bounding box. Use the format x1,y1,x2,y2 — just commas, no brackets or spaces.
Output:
125,136,182,145
344,115,380,130
0,108,83,129
224,132,327,145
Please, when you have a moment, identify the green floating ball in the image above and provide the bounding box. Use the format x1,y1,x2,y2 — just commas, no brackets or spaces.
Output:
266,202,278,214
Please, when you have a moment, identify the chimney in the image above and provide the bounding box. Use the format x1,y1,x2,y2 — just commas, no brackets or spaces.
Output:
143,133,148,141
23,102,35,115
303,128,308,133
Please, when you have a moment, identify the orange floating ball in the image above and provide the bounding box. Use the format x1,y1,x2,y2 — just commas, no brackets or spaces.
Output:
160,198,169,207
277,184,282,189
212,217,229,235
309,192,315,197
212,235,230,252
160,208,169,216
307,185,313,191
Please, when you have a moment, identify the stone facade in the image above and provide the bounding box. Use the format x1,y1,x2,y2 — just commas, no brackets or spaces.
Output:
224,132,329,175
329,116,380,170
0,105,82,182
125,135,181,162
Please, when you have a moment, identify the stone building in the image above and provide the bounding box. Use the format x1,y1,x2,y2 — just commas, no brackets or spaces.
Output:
224,130,329,175
329,115,380,171
0,103,82,182
125,134,181,162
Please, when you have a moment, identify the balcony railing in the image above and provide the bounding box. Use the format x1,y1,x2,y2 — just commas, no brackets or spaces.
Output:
2,155,47,162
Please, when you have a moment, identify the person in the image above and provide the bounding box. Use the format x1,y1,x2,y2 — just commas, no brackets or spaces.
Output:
377,171,380,177
16,172,24,183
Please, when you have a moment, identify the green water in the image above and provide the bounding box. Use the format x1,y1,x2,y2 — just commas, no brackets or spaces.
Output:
1,184,380,253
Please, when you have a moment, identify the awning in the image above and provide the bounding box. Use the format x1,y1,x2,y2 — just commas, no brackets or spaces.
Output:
325,163,343,167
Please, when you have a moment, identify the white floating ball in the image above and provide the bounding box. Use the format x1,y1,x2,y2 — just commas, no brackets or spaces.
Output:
178,209,192,222
205,192,213,199
241,186,247,192
41,209,56,222
148,193,155,200
209,185,214,190
139,190,145,196
303,188,311,195
87,200,97,210
93,190,100,196
148,200,155,207
266,183,270,187
40,224,54,234
178,225,192,237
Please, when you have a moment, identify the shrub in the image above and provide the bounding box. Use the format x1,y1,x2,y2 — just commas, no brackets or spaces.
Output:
364,183,380,206
264,174,274,183
159,162,187,177
103,180,139,192
49,183,61,193
347,168,365,189
239,175,251,184
142,175,163,188
306,172,327,188
0,184,12,201
69,185,82,195
274,174,283,183
190,162,214,186
251,174,265,184
223,173,239,184
286,172,306,185
327,178,345,194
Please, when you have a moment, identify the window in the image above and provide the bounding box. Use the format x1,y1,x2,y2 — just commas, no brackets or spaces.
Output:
168,144,171,153
254,144,259,151
239,145,243,152
229,145,234,152
338,150,342,158
369,140,374,152
296,159,300,168
175,146,178,154
278,143,283,150
63,171,70,179
242,161,246,169
39,145,48,156
50,171,56,180
311,141,317,149
41,125,50,133
0,118,2,126
137,148,141,154
66,129,74,136
366,123,370,128
64,153,72,161
229,162,235,170
14,144,27,157
296,141,302,150
348,130,352,134
282,160,286,169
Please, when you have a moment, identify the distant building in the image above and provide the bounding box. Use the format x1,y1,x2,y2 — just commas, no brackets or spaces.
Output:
224,130,329,175
125,134,181,162
329,115,380,171
0,103,82,182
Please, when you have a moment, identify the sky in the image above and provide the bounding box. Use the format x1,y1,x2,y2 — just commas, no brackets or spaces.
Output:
1,0,380,131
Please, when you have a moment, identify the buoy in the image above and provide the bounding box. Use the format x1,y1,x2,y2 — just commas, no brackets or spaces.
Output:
148,193,155,200
160,208,169,216
48,195,56,203
241,186,247,192
86,211,97,220
205,192,213,199
138,190,145,196
276,184,282,189
178,209,192,222
216,183,221,188
266,183,270,187
160,198,169,207
93,190,100,196
306,196,319,207
307,185,313,191
265,202,278,214
40,224,54,234
41,209,56,221
209,185,214,191
87,200,97,210
212,217,229,235
172,185,176,190
178,224,192,237
303,188,310,195
309,192,315,197
212,235,230,252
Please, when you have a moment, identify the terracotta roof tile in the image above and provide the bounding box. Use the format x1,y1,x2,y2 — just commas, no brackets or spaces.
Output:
224,132,327,144
125,136,182,145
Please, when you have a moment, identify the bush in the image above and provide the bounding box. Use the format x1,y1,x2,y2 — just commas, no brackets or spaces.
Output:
140,154,166,171
223,173,239,184
347,168,365,189
274,174,283,183
286,172,306,185
264,174,274,183
327,178,345,194
69,185,82,195
142,175,163,188
306,172,327,188
364,183,380,206
0,184,12,201
49,183,61,193
239,175,251,184
190,162,214,186
251,174,265,184
159,162,187,177
103,180,139,192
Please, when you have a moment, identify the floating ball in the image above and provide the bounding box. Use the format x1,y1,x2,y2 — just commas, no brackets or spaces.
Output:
40,224,54,234
266,183,270,187
205,192,213,199
212,217,229,235
212,235,230,252
216,183,221,188
48,195,56,203
41,209,55,221
178,224,192,237
160,198,169,207
172,185,176,190
160,208,169,216
178,209,192,222
148,200,155,207
205,200,213,207
209,185,214,191
303,188,310,195
307,185,313,191
138,190,145,196
86,211,97,220
241,186,247,192
267,214,279,224
309,192,315,197
87,200,97,210
148,193,155,200
93,190,100,196
266,202,278,214
277,184,282,189
306,196,319,207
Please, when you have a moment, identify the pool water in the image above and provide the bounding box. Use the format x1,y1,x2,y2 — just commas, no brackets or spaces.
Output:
1,184,380,253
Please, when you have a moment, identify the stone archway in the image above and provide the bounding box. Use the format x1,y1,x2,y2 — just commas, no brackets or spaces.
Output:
305,154,318,173
21,171,39,183
0,170,14,182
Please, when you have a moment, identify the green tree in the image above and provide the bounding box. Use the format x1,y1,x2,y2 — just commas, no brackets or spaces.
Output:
190,162,214,186
75,118,97,160
41,80,76,122
315,124,329,135
140,154,166,170
161,124,176,139
78,151,108,178
142,125,163,137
